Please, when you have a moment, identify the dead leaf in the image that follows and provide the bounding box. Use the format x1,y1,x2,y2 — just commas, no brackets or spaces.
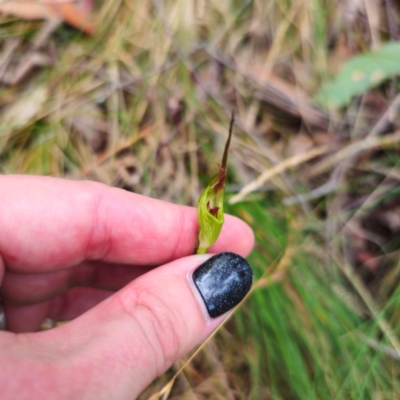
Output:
0,0,94,34
54,1,94,34
0,1,54,19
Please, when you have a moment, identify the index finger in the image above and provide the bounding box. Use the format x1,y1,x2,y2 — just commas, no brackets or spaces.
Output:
0,175,254,273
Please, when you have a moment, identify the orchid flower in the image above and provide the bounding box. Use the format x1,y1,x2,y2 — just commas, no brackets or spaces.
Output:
196,112,234,254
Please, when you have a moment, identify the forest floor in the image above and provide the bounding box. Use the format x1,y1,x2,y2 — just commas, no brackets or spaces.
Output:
1,1,400,399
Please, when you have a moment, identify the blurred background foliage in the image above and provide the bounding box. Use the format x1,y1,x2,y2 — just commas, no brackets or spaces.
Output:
2,0,400,398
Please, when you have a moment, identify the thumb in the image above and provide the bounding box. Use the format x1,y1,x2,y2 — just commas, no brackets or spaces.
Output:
30,252,253,399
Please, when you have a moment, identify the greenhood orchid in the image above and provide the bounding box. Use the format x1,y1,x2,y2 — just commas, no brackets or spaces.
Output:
196,112,234,254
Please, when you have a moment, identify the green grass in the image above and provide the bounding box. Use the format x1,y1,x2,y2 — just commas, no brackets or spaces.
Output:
219,199,400,399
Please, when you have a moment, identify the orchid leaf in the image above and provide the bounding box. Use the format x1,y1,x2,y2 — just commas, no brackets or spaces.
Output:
196,112,234,254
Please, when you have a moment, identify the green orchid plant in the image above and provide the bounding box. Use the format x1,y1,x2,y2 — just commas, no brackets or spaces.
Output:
196,112,234,254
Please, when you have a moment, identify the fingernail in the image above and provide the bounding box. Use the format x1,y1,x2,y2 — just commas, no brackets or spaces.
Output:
192,252,253,318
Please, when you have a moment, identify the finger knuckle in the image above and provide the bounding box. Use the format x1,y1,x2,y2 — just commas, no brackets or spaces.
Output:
118,287,187,374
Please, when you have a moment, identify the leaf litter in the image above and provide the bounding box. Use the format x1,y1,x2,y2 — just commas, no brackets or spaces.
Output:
1,1,400,399
0,0,94,34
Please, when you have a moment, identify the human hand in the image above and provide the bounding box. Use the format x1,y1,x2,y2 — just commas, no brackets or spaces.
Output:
0,175,254,399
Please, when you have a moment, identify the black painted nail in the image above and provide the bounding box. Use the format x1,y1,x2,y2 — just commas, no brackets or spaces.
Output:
192,252,253,318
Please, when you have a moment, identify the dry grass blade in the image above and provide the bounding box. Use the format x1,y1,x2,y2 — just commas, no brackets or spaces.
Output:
229,144,337,204
308,130,400,178
147,379,176,400
255,245,295,288
147,310,237,399
364,0,381,49
1,85,48,129
78,124,152,177
363,335,400,361
0,86,48,150
332,249,400,358
0,38,20,77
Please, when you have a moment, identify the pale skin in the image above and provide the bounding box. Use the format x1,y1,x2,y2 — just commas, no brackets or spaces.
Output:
0,175,254,399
